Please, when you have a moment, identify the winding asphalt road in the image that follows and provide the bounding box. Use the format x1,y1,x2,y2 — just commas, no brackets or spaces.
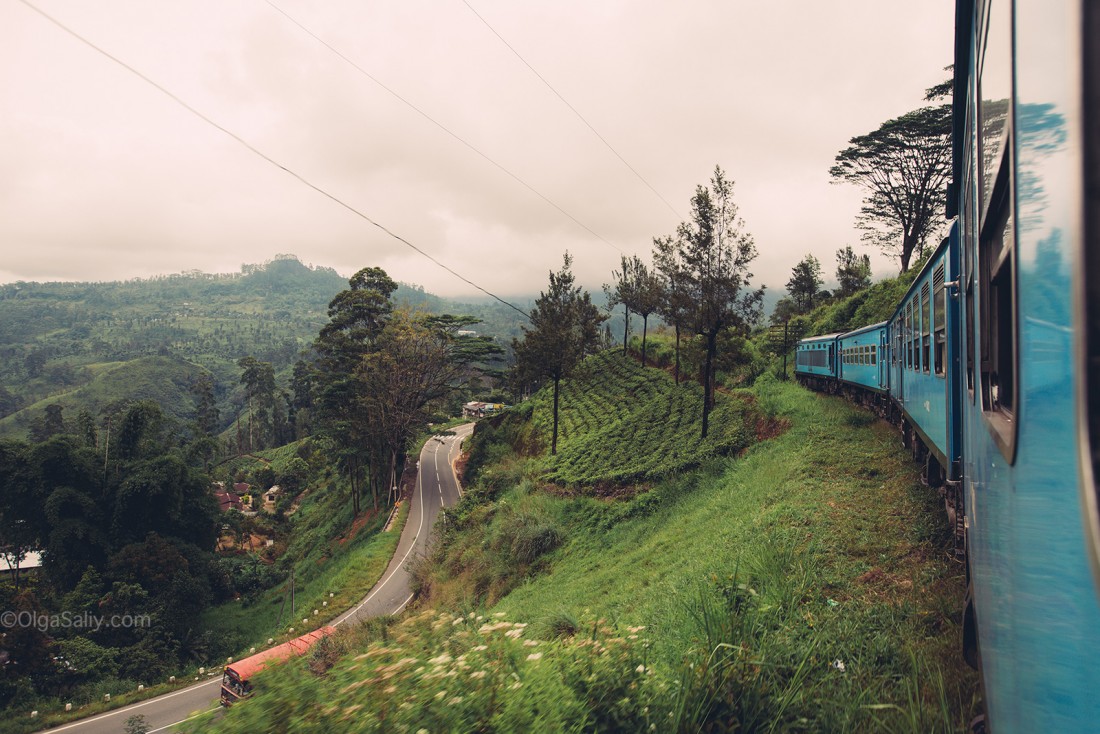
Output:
38,424,472,734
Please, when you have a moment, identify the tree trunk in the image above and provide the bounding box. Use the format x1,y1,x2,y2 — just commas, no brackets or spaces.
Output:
551,376,561,455
674,323,681,384
622,307,630,354
701,329,718,439
641,314,649,368
349,457,359,516
900,231,919,272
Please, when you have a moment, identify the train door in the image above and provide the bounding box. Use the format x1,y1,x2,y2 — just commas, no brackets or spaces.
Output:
894,320,904,403
880,331,888,390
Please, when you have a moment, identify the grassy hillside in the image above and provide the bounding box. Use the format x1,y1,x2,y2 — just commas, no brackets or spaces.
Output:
0,354,208,438
190,357,979,732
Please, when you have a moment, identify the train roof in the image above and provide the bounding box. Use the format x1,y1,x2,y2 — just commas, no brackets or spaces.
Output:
839,321,888,339
799,333,842,344
888,232,953,324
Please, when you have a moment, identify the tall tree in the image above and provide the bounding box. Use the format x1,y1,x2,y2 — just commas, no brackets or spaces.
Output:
513,254,606,455
605,255,662,367
786,254,824,313
835,245,873,298
312,267,397,517
829,102,952,272
237,357,277,452
653,234,692,384
359,311,502,507
629,257,663,368
192,374,219,438
603,257,635,355
674,166,764,438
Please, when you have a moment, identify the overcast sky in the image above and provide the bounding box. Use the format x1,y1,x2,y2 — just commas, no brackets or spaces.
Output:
1,0,953,299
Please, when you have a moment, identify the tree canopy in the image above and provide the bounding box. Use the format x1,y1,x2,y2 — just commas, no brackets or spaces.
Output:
830,103,951,272
668,166,764,438
835,245,873,298
786,254,824,313
513,254,606,455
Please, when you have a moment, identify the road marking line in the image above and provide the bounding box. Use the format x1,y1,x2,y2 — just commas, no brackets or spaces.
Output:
391,591,415,616
41,427,473,733
147,707,219,733
42,679,220,732
337,437,429,624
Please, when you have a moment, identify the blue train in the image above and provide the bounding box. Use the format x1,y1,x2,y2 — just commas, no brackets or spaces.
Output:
796,1,1099,730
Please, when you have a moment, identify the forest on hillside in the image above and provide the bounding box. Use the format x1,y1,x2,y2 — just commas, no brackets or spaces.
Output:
0,255,527,441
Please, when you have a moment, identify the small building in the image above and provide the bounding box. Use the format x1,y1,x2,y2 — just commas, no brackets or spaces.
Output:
1,550,42,580
263,486,281,514
214,488,244,513
463,401,506,418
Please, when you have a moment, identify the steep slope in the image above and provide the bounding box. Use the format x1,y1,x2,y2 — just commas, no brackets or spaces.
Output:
0,355,208,437
194,359,977,732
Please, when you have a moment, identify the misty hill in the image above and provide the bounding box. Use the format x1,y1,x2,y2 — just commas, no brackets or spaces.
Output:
0,255,529,439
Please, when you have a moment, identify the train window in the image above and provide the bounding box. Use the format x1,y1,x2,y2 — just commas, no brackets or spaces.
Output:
914,294,922,371
921,283,931,374
934,265,946,377
966,277,976,399
1085,0,1100,581
979,0,1012,218
871,345,877,365
902,301,910,367
979,158,1017,460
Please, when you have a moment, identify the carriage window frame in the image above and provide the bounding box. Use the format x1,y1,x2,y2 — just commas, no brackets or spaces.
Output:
979,148,1017,463
906,302,914,369
934,265,947,377
963,68,979,402
1082,0,1100,588
976,0,1017,463
921,283,932,374
914,293,923,372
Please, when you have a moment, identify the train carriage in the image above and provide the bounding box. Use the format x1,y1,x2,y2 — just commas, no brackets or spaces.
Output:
836,321,888,394
950,0,1100,730
791,1,1099,727
886,233,962,488
793,332,839,391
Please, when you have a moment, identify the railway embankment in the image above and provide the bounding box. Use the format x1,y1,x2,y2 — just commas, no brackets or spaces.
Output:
190,354,980,733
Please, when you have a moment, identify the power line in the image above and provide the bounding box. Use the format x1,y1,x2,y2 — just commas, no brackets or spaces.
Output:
264,0,623,255
17,0,531,320
462,0,683,222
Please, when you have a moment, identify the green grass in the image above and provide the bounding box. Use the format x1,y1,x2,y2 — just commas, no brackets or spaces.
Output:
180,361,978,731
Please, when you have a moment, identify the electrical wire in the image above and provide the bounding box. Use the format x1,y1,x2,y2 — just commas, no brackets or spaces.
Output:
264,0,623,255
17,0,531,320
462,0,683,222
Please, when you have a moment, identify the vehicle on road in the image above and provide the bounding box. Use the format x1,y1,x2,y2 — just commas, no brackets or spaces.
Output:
220,626,335,706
